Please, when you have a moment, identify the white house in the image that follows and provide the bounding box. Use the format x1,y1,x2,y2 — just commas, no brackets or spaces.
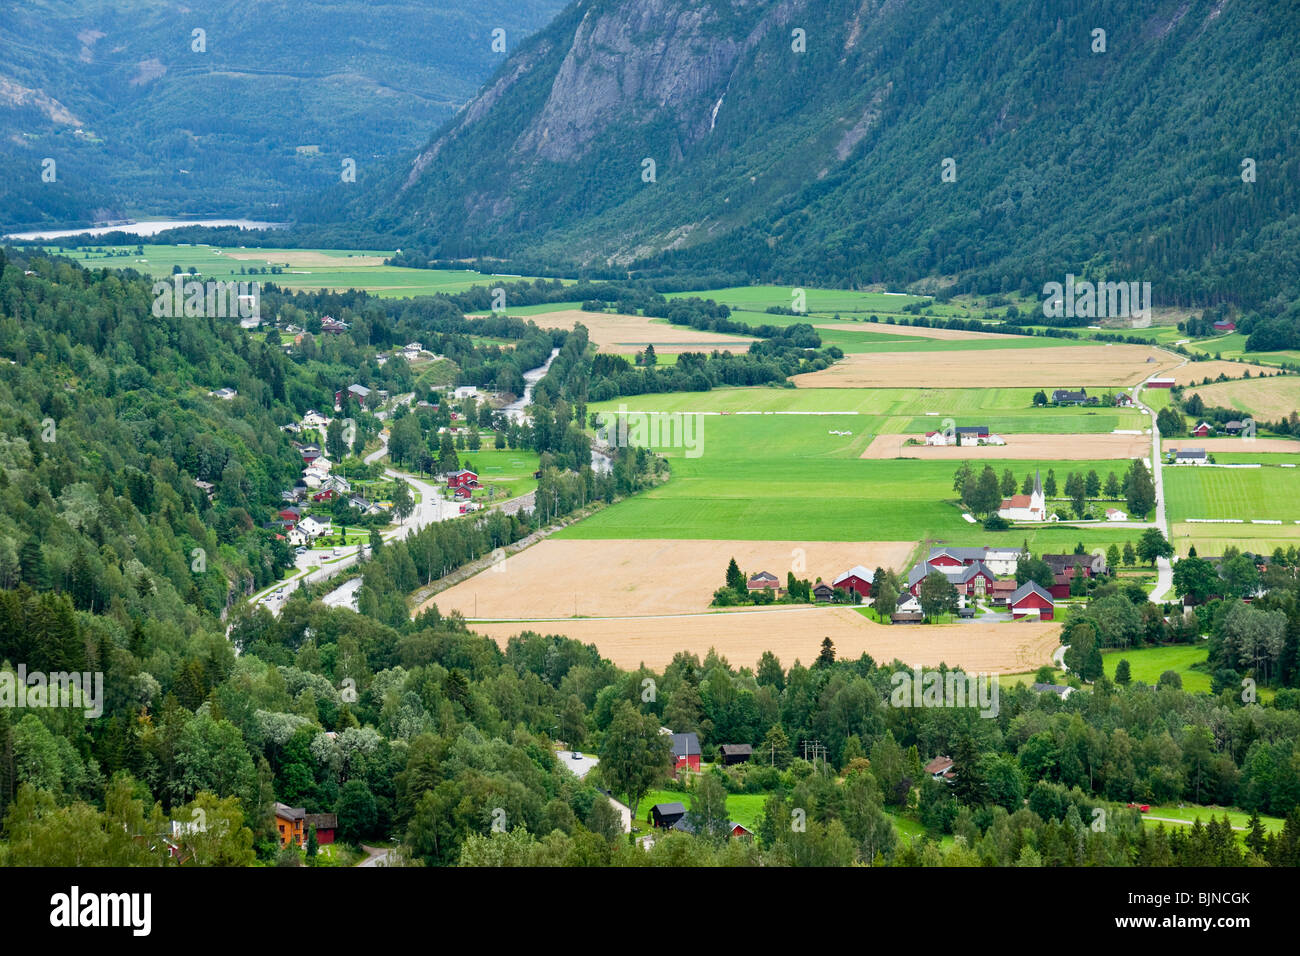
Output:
1106,507,1128,521
306,456,333,476
302,410,329,428
1172,448,1208,466
997,470,1047,522
298,515,330,538
287,528,308,547
322,474,351,494
453,385,481,400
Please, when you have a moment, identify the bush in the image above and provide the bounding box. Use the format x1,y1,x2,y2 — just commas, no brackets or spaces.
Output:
983,514,1010,531
1157,669,1183,690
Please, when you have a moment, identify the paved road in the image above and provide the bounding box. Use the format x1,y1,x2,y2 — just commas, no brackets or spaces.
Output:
1131,349,1188,601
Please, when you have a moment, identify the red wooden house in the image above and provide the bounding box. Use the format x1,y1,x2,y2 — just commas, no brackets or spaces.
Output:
1192,422,1212,437
312,489,337,502
277,506,301,525
1009,581,1055,620
448,469,479,491
1213,320,1236,333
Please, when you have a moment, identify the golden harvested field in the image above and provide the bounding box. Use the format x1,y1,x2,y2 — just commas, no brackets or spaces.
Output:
861,432,1149,460
1165,438,1300,453
1170,361,1280,386
419,538,917,619
1185,375,1300,422
813,323,1017,341
791,345,1180,388
471,606,1061,672
528,309,757,354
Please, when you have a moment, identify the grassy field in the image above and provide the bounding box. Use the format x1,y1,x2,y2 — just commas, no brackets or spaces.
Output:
567,390,1141,549
457,448,541,500
1185,375,1300,423
1184,332,1300,368
641,787,769,829
45,242,563,299
1165,464,1300,521
1140,803,1286,834
1102,644,1212,694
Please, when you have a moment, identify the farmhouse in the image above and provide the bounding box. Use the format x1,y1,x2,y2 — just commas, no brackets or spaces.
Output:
895,592,921,614
997,470,1046,522
926,546,1020,576
1052,388,1089,405
1223,420,1246,436
273,803,306,848
924,756,955,780
1105,507,1128,521
670,732,701,774
1192,422,1213,437
925,425,1002,446
906,559,995,599
298,515,330,538
718,744,753,765
831,565,874,599
1044,552,1105,577
1115,393,1134,407
746,571,781,594
1009,581,1055,620
1173,447,1208,465
448,469,480,491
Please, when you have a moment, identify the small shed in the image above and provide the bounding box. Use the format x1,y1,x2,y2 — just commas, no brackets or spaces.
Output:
650,802,686,829
718,744,753,766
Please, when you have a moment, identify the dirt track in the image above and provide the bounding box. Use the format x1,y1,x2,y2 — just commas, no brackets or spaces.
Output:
470,606,1061,673
419,538,917,619
791,345,1181,389
862,432,1149,460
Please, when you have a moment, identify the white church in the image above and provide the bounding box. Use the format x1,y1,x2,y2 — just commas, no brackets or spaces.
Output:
997,470,1047,522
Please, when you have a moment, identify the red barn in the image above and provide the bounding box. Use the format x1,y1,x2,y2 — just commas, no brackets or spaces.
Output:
1010,581,1055,620
305,813,337,846
670,732,701,775
1192,422,1212,437
831,565,874,599
1213,320,1236,333
1146,377,1174,389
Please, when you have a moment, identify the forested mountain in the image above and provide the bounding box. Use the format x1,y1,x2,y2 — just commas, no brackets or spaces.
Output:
349,0,1300,310
0,0,565,229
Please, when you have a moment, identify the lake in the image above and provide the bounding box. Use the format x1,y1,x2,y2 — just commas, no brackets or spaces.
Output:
4,218,287,241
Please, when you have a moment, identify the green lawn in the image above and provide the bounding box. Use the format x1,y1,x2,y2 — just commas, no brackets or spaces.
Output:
1139,803,1285,834
1103,644,1212,693
641,788,770,829
457,448,541,501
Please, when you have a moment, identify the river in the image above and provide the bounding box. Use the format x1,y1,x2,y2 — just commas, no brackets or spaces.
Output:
4,218,287,241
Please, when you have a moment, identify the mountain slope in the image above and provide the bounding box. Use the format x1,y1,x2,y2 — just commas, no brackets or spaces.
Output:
0,0,566,229
361,0,1300,306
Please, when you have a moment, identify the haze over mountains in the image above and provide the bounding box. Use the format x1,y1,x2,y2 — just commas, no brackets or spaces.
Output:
0,0,565,229
346,0,1300,306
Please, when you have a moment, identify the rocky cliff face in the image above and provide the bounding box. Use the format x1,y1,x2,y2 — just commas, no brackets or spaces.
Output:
373,0,1300,303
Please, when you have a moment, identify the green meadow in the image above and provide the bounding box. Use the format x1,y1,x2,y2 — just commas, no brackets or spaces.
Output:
1187,332,1300,368
1103,644,1212,694
45,242,562,299
565,389,1142,551
458,448,541,500
1164,463,1300,523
